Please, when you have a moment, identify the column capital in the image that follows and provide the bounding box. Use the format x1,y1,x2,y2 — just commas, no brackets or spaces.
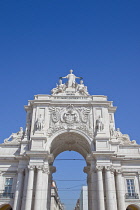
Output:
96,165,103,171
36,165,43,170
43,166,49,174
105,165,113,171
116,169,122,174
28,165,35,170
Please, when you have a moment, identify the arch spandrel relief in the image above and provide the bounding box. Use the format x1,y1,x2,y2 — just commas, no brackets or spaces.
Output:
47,104,93,138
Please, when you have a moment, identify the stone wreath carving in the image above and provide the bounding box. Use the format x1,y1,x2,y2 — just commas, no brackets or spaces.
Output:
47,105,93,137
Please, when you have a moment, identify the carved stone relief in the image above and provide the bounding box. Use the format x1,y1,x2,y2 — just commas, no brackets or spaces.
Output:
96,116,104,132
110,127,137,145
3,127,24,144
47,105,93,138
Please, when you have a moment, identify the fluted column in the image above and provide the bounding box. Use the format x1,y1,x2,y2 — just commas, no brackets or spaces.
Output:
34,165,43,210
24,165,35,210
116,169,125,210
96,166,105,210
13,168,24,210
105,166,117,210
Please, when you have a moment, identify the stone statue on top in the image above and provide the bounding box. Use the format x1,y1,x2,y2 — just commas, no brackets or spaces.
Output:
51,69,89,96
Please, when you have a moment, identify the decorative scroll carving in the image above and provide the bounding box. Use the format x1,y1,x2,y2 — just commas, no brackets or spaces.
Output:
96,166,104,171
43,166,50,174
28,165,35,170
104,165,113,171
116,169,122,174
4,127,24,144
47,105,93,138
36,165,43,170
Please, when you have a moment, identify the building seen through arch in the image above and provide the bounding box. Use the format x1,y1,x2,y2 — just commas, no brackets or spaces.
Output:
0,70,140,210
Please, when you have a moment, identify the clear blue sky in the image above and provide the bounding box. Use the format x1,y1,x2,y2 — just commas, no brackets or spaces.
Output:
0,0,140,209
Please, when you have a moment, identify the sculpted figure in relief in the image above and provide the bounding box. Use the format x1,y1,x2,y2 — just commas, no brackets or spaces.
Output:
96,116,104,132
35,114,44,131
4,127,24,144
51,79,66,95
112,128,137,145
77,80,89,96
61,69,82,88
109,124,115,136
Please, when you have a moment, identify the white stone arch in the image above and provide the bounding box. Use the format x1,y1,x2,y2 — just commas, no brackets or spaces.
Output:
49,130,92,160
0,204,12,210
126,204,140,210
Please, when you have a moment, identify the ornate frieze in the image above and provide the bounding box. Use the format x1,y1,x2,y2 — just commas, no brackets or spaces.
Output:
47,104,93,138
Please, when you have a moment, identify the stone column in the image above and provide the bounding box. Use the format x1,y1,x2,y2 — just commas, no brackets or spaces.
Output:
84,166,93,210
21,168,28,210
13,168,24,210
111,168,117,210
47,166,56,210
24,165,35,210
116,169,126,210
41,164,50,209
96,166,105,210
105,166,117,210
34,166,43,210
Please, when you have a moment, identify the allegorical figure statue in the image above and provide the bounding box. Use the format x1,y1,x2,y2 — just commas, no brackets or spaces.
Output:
4,127,24,144
96,116,104,132
77,80,89,95
61,69,82,88
35,114,44,131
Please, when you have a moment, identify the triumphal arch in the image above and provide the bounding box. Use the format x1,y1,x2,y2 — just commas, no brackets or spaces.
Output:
0,70,140,210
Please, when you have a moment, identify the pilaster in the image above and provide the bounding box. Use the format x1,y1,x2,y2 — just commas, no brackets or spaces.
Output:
105,166,117,210
96,166,105,210
116,169,125,210
13,168,24,210
24,165,35,210
34,165,43,210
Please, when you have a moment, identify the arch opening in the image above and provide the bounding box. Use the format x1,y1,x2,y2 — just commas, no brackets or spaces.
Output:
126,204,140,210
50,131,94,210
52,151,87,210
50,131,91,160
0,204,12,210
